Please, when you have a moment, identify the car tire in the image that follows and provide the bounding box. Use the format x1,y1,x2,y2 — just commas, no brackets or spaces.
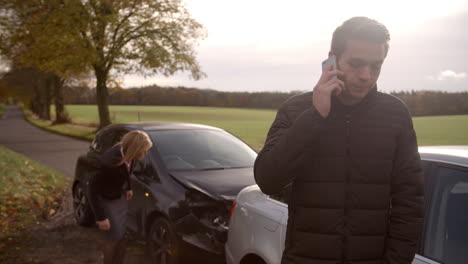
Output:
147,217,181,264
72,182,94,226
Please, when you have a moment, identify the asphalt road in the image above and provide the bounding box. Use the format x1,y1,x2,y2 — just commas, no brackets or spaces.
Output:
0,105,90,178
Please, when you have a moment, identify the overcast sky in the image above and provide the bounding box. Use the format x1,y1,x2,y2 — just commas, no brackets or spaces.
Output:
122,0,468,93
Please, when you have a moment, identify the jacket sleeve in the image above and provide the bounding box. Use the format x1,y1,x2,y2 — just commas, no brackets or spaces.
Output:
254,103,325,195
384,115,425,264
86,170,107,222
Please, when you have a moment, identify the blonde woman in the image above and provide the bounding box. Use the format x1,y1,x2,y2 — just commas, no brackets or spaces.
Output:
87,130,153,264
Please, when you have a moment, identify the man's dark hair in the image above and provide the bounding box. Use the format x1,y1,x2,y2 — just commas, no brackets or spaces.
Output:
331,17,390,58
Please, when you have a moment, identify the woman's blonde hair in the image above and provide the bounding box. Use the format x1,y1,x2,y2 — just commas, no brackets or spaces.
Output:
117,130,153,165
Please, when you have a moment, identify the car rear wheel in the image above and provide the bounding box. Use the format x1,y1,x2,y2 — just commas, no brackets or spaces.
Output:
72,182,94,226
147,218,180,264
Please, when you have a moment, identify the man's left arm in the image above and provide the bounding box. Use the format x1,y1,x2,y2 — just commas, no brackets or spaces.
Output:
385,115,425,264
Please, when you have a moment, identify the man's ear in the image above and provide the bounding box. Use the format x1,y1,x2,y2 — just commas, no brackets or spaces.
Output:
328,51,335,57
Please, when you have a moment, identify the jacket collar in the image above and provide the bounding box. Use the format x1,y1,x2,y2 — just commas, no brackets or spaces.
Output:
330,86,378,116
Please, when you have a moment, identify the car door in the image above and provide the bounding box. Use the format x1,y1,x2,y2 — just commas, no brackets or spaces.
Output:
127,152,161,234
413,162,468,264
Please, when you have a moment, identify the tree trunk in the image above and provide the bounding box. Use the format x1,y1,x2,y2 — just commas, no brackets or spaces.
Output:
52,74,70,124
94,66,111,128
33,73,51,120
43,74,52,120
30,83,40,116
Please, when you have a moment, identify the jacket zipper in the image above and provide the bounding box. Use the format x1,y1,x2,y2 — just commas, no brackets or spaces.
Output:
342,114,351,264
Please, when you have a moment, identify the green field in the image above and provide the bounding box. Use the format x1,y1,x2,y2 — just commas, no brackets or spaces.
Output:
64,105,277,151
413,115,468,146
61,105,468,150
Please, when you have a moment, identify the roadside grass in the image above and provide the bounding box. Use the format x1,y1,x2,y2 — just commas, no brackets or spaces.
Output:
27,105,468,150
0,145,69,260
24,110,96,141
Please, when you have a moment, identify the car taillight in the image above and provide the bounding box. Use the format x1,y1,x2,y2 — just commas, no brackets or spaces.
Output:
229,201,237,220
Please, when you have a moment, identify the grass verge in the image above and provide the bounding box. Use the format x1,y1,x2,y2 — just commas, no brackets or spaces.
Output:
24,109,96,142
0,145,70,262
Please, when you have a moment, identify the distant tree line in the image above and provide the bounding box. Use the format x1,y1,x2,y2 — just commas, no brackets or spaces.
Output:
64,84,303,109
392,91,468,116
64,84,468,116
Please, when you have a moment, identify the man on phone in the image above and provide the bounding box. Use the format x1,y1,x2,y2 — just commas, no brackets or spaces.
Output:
254,17,424,264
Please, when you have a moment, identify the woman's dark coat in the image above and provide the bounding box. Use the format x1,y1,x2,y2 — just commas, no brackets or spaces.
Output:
87,145,133,221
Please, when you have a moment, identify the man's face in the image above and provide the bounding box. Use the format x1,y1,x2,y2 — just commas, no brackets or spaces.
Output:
337,39,386,104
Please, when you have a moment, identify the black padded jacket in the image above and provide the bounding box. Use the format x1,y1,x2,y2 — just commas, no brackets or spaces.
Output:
254,88,424,264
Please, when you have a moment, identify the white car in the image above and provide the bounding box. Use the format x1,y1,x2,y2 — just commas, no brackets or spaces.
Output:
226,146,468,264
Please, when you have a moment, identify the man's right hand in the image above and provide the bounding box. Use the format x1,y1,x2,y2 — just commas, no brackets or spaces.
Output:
97,218,111,231
312,64,344,118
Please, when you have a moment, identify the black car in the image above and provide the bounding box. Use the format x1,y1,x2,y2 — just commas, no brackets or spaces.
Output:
72,122,257,263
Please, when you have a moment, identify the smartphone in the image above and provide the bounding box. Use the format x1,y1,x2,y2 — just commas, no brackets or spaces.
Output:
322,55,342,96
321,55,337,73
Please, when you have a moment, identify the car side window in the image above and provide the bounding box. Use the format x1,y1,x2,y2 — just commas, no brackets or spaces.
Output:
420,160,433,200
421,160,431,182
111,128,129,146
91,127,129,154
133,155,160,183
423,166,468,264
133,156,147,175
90,129,113,154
